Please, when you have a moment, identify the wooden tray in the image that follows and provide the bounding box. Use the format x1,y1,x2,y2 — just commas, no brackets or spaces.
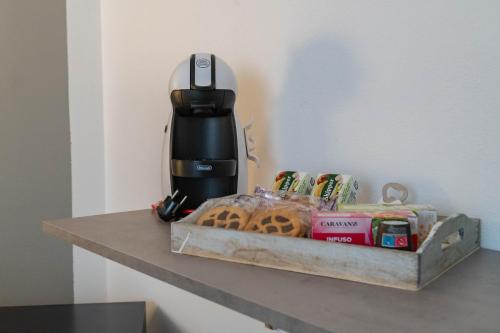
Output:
171,201,480,290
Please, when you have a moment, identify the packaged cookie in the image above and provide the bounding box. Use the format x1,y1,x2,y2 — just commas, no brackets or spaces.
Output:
272,171,315,195
254,185,316,208
194,194,312,238
195,195,258,231
246,199,312,238
311,173,359,210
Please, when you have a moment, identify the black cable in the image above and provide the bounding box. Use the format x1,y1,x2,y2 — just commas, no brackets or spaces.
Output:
156,190,188,222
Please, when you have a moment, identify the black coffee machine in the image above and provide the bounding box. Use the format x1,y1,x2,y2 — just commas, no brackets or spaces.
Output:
161,53,248,215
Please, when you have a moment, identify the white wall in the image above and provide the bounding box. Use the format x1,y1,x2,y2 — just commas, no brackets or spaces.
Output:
106,260,272,333
100,0,500,248
67,0,107,302
70,0,500,332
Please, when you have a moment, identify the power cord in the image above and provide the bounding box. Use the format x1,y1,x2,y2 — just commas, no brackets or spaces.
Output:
155,190,188,222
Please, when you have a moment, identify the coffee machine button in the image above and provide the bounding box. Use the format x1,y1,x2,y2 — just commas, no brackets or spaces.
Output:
196,58,210,68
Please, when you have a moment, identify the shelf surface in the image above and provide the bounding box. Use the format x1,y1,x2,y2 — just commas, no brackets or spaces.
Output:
43,210,500,333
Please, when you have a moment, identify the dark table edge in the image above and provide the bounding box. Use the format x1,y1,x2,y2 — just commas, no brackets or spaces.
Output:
43,220,331,333
0,301,146,333
0,301,146,308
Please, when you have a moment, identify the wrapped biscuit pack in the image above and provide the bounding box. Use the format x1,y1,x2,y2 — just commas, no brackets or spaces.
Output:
195,194,312,238
254,185,316,208
311,173,359,210
246,199,311,237
195,195,260,230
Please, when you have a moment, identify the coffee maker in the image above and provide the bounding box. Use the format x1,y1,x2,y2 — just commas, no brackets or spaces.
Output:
161,53,250,214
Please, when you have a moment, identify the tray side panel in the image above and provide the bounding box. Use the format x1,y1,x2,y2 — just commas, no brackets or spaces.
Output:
418,214,480,288
172,222,419,290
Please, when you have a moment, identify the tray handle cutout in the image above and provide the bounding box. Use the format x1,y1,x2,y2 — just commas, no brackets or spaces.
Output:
418,214,478,255
441,227,464,251
417,214,480,288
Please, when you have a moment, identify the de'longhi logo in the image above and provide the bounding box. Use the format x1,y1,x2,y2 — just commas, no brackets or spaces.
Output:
196,164,213,171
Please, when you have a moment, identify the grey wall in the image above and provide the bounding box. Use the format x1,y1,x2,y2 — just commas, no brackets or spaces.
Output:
0,0,73,305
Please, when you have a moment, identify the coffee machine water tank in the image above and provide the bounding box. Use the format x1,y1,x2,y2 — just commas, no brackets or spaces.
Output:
161,53,248,212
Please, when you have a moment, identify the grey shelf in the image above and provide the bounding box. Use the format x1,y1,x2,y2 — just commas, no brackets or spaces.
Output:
43,210,500,333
